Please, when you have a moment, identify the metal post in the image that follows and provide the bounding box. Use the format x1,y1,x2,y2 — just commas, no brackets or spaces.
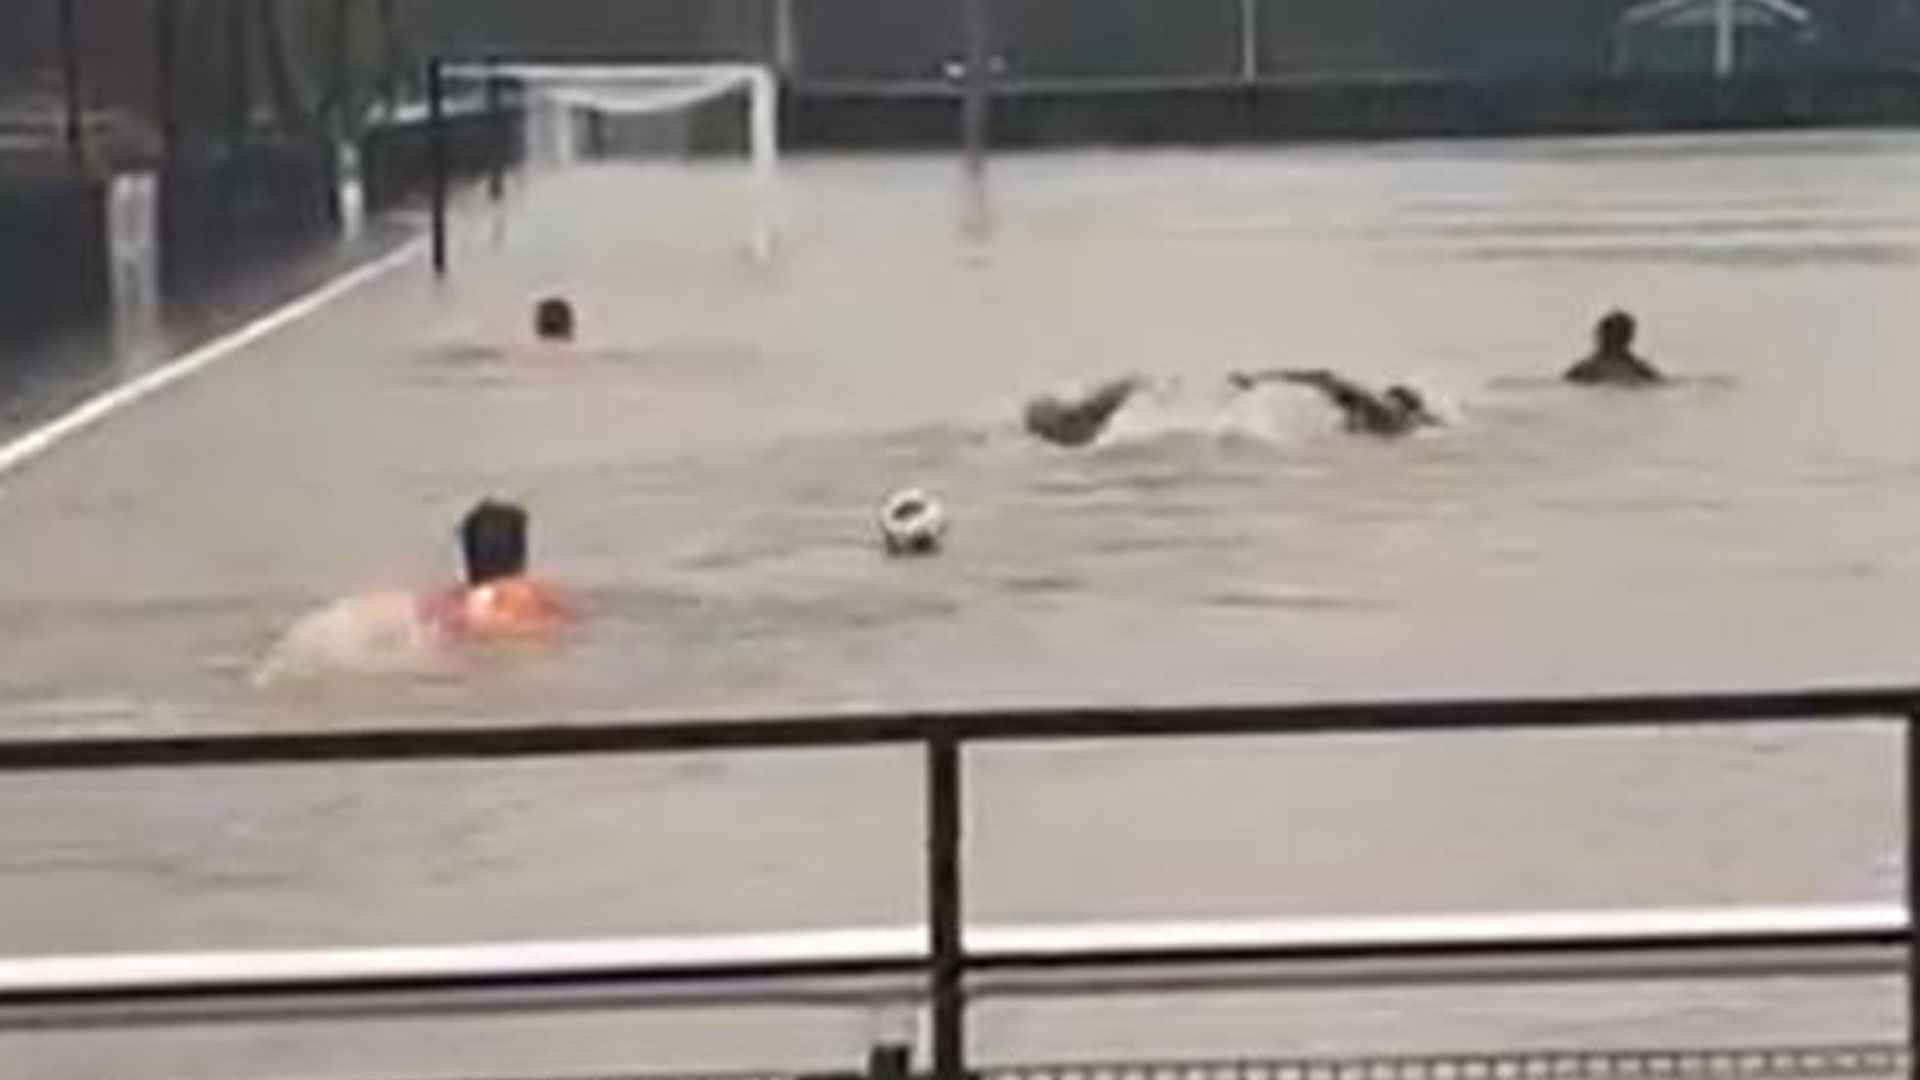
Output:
427,57,448,278
868,1041,913,1080
1907,714,1919,1080
379,0,400,120
959,0,992,236
927,728,967,1080
155,0,178,155
228,0,251,149
586,111,606,158
960,0,991,172
1239,0,1259,83
328,0,352,138
57,0,84,169
748,69,779,265
773,0,798,75
1713,0,1737,79
484,60,505,202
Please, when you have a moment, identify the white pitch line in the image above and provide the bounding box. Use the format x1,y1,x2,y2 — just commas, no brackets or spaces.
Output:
0,237,424,484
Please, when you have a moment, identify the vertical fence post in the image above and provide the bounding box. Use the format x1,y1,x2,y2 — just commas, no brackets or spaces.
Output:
1908,713,1918,1080
1238,0,1259,83
379,0,400,120
427,57,447,278
484,58,505,203
228,0,252,150
928,726,967,1080
57,0,84,169
773,0,797,75
155,0,179,156
1712,0,1737,80
328,0,352,138
959,0,992,237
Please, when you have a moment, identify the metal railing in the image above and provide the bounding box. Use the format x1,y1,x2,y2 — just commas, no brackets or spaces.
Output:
0,686,1917,1080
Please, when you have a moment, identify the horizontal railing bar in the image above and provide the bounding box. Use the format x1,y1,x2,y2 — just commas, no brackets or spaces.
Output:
8,952,1904,1035
0,687,1914,773
49,1046,1895,1080
986,1046,1912,1080
0,906,1898,1011
966,906,1911,968
440,62,771,83
968,951,1902,995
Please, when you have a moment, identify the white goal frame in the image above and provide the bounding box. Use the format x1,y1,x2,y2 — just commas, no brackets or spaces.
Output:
438,61,781,266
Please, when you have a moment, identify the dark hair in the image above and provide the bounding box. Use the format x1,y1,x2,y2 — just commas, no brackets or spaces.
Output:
459,499,529,585
534,297,575,342
1596,310,1637,351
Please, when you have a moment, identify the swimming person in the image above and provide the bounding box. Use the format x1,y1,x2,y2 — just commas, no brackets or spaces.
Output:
1229,369,1442,437
419,499,571,640
1023,376,1148,447
534,296,577,344
252,499,571,685
1564,310,1665,387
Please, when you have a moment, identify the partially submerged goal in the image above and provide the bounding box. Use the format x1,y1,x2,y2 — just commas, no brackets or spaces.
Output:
425,59,781,275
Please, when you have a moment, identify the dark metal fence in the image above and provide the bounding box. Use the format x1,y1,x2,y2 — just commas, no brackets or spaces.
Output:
986,1047,1912,1080
0,0,419,353
0,688,1916,1080
389,0,1920,88
109,1047,1917,1080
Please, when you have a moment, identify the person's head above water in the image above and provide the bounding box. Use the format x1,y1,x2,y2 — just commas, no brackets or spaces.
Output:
1595,309,1637,355
534,297,576,343
1023,376,1145,448
1566,308,1663,386
459,499,529,586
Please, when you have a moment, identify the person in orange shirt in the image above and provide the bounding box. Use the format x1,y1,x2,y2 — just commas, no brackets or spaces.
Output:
253,499,571,686
419,499,571,641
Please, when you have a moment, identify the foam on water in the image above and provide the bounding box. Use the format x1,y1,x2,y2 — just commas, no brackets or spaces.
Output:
249,591,450,688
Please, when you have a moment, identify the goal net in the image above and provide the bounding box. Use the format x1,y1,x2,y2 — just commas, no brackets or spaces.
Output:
438,62,780,267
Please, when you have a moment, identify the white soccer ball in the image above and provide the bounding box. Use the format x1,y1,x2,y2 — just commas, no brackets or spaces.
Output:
880,488,948,557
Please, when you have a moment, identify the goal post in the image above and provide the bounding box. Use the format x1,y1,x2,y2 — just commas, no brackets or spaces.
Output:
427,58,781,276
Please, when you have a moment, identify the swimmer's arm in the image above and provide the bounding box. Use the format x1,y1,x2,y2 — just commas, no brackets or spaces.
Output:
1629,355,1668,383
1088,375,1148,404
1231,368,1361,392
1274,370,1380,413
1228,368,1301,390
1061,376,1149,428
1563,355,1668,386
1231,371,1386,424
